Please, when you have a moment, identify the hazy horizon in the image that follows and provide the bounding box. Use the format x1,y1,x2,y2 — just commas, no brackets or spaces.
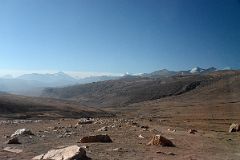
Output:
0,69,124,79
0,65,237,79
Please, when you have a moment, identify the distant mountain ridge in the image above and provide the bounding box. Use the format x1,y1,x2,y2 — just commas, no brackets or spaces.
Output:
141,67,218,78
141,69,177,77
17,72,77,85
0,67,234,96
0,72,120,96
42,70,240,108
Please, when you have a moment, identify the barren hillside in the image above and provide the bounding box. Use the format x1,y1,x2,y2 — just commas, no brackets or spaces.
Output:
42,70,240,107
0,93,111,119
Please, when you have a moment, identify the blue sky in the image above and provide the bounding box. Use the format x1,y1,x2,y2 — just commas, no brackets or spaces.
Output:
0,0,240,76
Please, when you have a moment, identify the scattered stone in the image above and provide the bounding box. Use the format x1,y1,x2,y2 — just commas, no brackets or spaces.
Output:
68,125,72,128
77,118,94,125
97,126,108,132
3,147,23,154
80,134,112,143
11,128,34,137
188,129,198,134
62,131,73,137
110,125,116,128
131,122,139,127
53,126,59,130
81,146,89,149
149,129,159,133
141,126,149,130
112,148,121,151
32,145,89,160
40,135,46,138
0,120,41,125
156,151,176,156
57,135,64,138
168,128,176,132
159,119,167,122
3,135,10,139
54,126,64,130
6,137,21,144
138,134,144,139
74,123,80,128
229,123,240,133
93,121,99,124
147,135,175,147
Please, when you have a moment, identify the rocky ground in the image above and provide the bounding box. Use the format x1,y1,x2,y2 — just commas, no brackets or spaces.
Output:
0,112,240,160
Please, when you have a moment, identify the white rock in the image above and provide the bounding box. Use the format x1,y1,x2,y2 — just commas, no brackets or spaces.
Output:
77,118,94,125
229,123,240,133
112,148,122,151
32,154,44,160
138,134,144,139
11,128,34,137
97,126,108,132
147,135,175,147
32,145,88,160
3,147,23,153
168,128,176,132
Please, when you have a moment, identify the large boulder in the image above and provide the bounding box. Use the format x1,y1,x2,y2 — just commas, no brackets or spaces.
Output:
229,123,240,133
11,128,34,137
147,135,175,147
32,145,89,160
5,137,21,144
80,134,112,143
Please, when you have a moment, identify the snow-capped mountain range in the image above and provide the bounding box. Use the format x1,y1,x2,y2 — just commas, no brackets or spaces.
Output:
141,67,220,78
190,67,217,74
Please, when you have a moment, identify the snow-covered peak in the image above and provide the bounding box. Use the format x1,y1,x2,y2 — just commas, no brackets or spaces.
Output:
190,67,217,74
190,67,205,74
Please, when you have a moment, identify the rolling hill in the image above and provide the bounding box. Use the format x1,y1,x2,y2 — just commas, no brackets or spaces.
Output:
0,93,111,119
42,70,240,107
1,69,239,120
